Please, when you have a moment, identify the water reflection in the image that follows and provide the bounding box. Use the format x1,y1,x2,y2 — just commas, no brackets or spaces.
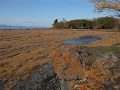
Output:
63,36,101,45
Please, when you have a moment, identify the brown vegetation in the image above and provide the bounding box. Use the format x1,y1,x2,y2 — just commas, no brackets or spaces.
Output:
90,0,120,17
0,29,120,89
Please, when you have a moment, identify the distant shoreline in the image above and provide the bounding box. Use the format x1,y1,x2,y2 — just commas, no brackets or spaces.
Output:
0,25,51,30
0,28,52,30
0,29,119,32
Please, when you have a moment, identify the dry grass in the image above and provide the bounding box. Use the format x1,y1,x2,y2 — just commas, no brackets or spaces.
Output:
0,29,120,89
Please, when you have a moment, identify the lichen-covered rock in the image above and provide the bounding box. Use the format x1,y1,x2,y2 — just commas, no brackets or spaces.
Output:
53,48,85,81
52,47,120,90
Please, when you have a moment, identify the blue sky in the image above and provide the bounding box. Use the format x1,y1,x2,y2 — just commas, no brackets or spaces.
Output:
0,0,109,27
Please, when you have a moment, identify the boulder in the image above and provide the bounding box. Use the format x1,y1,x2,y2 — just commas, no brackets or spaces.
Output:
52,47,120,90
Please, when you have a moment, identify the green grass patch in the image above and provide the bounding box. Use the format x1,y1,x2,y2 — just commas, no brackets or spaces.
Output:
87,46,120,54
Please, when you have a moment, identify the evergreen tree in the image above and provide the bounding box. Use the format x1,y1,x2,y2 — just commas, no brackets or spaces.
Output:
53,19,58,28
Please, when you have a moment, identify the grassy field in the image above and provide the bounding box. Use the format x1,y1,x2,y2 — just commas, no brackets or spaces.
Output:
0,29,120,89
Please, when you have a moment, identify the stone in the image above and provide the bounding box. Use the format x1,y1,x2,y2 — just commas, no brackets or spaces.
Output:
52,47,120,90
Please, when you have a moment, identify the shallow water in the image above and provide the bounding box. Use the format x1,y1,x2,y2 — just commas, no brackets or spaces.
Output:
63,36,101,45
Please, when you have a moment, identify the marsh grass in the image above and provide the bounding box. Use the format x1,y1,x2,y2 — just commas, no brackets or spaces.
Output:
87,46,120,55
0,30,120,89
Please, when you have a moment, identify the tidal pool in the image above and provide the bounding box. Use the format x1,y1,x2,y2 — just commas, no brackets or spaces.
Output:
63,36,101,45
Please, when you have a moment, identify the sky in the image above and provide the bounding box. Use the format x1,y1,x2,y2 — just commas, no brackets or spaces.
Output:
0,0,109,27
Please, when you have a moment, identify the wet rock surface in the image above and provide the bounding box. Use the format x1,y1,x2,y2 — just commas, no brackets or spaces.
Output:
14,62,61,90
52,47,120,90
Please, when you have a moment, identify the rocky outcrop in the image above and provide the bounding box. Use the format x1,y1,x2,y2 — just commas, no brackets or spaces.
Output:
14,62,61,90
52,47,120,90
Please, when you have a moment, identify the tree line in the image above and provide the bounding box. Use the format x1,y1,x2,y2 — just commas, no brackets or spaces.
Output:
53,17,120,30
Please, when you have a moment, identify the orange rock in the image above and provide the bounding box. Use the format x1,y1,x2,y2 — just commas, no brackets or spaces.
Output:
52,48,120,90
53,49,85,80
